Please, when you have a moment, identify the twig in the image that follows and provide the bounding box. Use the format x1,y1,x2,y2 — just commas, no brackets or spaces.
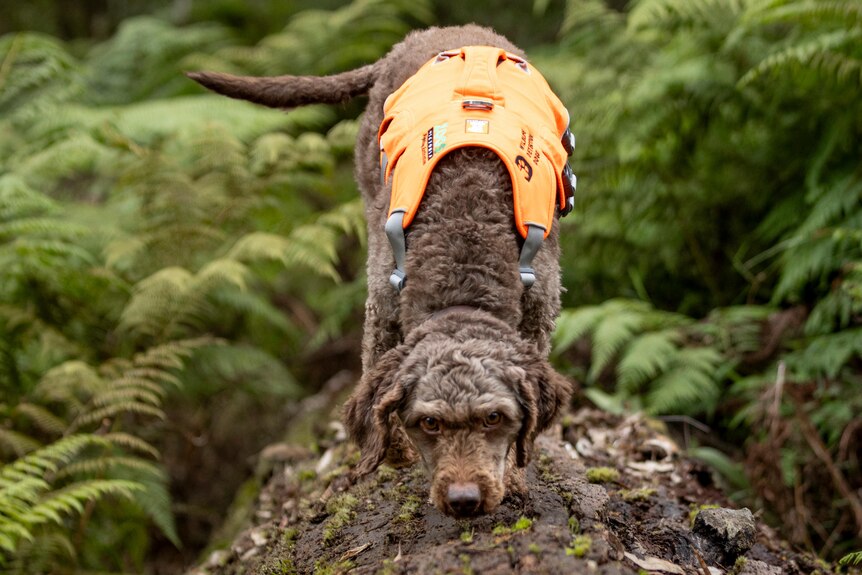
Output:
692,547,711,575
769,361,785,438
657,415,711,433
791,392,862,537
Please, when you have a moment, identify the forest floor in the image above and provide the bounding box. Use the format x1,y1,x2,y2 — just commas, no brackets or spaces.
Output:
186,381,851,575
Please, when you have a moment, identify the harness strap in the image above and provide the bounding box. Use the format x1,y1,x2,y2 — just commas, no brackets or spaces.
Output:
385,212,545,293
518,224,545,289
385,210,407,291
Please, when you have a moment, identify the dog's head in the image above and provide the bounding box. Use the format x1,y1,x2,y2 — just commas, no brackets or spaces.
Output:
343,320,571,518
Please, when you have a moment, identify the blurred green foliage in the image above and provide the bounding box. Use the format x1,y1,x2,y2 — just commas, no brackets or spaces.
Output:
0,0,860,571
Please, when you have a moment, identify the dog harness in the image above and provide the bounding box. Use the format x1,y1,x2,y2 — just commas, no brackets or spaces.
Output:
379,46,577,291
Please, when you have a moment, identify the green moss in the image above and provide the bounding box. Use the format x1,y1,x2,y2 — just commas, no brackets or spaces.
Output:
322,494,359,545
314,559,355,575
537,453,558,482
585,467,619,484
688,503,720,527
377,559,397,575
272,557,296,575
459,553,474,575
565,535,592,558
729,556,747,575
396,494,422,522
528,543,541,555
322,464,351,483
492,516,533,536
376,464,397,483
620,487,656,501
297,469,317,483
567,516,580,534
460,529,474,544
283,527,299,543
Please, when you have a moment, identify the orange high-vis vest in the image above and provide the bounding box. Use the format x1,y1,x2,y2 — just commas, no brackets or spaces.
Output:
378,46,571,240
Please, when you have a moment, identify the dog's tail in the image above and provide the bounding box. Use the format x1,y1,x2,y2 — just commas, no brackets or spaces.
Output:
185,63,378,108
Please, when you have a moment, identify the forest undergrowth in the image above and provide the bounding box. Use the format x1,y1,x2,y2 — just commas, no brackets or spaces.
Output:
1,0,860,571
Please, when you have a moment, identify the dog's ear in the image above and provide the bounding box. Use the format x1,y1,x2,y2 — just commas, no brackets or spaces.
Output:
342,346,408,477
514,346,573,467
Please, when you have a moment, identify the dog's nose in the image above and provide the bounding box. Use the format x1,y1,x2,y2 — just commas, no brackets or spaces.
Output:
447,482,482,517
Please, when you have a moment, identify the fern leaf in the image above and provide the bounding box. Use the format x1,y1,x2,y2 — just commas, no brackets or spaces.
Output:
91,387,162,408
0,429,41,459
740,28,862,86
12,403,65,436
31,479,143,523
617,331,681,393
553,306,607,353
588,307,645,382
0,435,109,483
101,433,159,459
54,456,163,482
840,550,862,566
69,402,165,432
0,175,57,221
193,258,249,293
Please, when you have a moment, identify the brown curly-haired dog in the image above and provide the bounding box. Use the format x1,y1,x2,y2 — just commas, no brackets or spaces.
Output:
188,25,573,518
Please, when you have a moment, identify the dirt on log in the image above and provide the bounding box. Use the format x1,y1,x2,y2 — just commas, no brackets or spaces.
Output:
187,382,849,575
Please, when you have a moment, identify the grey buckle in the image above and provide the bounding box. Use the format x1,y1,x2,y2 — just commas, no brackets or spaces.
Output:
562,129,575,156
389,269,406,291
380,150,388,184
462,99,494,111
385,211,407,293
561,165,576,217
518,224,545,289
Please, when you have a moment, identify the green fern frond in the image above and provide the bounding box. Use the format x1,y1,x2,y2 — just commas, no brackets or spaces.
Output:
747,0,862,27
12,132,119,190
101,433,159,459
53,456,163,482
645,352,722,415
786,327,862,379
0,175,57,221
194,259,249,293
126,467,179,547
840,550,862,566
0,218,90,242
30,479,143,523
5,530,75,574
86,16,233,106
210,288,294,335
122,368,182,389
589,307,646,382
0,429,42,459
740,28,862,86
617,331,681,393
628,0,751,32
68,402,164,432
182,343,300,397
553,306,607,353
0,33,83,121
34,361,105,406
118,266,193,337
11,403,65,436
91,387,162,408
110,378,168,399
0,435,110,484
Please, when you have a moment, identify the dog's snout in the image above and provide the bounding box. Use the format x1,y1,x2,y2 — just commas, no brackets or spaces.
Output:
447,482,482,517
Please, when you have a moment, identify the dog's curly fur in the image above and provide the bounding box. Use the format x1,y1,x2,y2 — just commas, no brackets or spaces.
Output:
188,25,573,517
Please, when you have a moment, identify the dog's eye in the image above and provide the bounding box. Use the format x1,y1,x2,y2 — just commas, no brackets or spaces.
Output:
484,412,503,427
420,417,441,434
